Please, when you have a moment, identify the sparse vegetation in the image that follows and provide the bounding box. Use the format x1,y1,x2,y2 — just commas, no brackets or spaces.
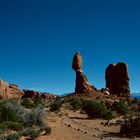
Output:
70,98,84,110
21,98,35,109
50,99,64,111
0,102,19,123
0,121,23,131
120,116,140,137
82,100,108,118
70,98,115,120
112,101,128,115
0,99,51,139
21,97,45,109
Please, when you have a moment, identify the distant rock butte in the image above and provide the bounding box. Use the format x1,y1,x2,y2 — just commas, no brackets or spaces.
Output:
105,62,130,97
72,52,97,94
0,80,23,99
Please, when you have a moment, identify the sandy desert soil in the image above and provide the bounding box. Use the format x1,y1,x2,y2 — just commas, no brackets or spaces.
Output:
37,106,140,140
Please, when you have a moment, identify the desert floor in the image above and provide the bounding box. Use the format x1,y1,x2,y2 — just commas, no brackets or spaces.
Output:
37,105,140,140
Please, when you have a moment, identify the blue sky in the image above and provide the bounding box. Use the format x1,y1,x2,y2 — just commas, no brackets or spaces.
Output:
0,0,140,94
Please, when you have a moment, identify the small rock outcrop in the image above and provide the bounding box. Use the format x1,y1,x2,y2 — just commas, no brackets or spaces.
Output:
0,80,23,98
0,80,9,98
105,62,130,97
72,52,96,94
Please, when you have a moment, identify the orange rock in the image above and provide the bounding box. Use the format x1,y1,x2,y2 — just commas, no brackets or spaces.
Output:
0,80,23,99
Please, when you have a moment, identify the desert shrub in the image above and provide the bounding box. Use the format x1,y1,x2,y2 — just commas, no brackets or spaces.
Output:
1,100,25,121
34,96,44,106
70,98,84,110
82,100,108,118
0,99,51,139
120,116,140,137
50,99,63,111
21,98,35,109
0,102,20,123
21,105,47,128
0,121,23,131
103,111,115,120
112,101,128,115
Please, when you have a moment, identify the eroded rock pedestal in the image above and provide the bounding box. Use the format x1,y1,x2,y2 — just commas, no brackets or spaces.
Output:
72,52,96,94
105,62,130,97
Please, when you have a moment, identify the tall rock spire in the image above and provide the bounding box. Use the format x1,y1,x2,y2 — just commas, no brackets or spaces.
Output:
72,52,96,94
105,62,130,97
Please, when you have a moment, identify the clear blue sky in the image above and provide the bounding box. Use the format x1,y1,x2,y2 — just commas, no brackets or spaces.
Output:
0,0,140,94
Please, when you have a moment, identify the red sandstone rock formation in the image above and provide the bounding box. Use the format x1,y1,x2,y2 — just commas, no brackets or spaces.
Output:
72,52,83,72
0,80,23,98
22,90,58,99
0,80,9,98
105,62,130,97
72,52,96,94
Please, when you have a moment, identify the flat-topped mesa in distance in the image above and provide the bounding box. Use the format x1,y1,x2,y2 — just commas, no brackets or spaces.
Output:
105,62,130,97
72,52,97,94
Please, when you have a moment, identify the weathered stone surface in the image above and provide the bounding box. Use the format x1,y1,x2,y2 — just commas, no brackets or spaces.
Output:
72,52,96,94
0,80,23,98
101,88,110,96
0,80,9,98
72,52,83,72
105,62,130,97
9,84,24,98
75,71,96,93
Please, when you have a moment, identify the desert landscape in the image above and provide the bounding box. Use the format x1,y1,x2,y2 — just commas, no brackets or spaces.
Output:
0,52,140,140
1,0,140,140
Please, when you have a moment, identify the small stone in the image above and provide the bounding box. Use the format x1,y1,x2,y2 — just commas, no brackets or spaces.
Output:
93,134,98,137
68,124,71,127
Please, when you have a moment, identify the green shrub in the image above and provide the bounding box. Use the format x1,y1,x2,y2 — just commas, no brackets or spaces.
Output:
0,99,51,139
34,96,44,106
112,101,128,115
103,111,115,120
120,116,140,137
0,102,19,123
50,100,63,111
70,98,84,110
21,98,35,109
0,121,23,131
82,100,108,118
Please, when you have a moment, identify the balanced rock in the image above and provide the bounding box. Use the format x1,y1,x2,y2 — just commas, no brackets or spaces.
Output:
72,52,96,94
72,51,83,72
105,62,130,97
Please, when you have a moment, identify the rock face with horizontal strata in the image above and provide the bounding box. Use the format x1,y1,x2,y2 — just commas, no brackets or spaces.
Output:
72,52,96,94
105,62,130,97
